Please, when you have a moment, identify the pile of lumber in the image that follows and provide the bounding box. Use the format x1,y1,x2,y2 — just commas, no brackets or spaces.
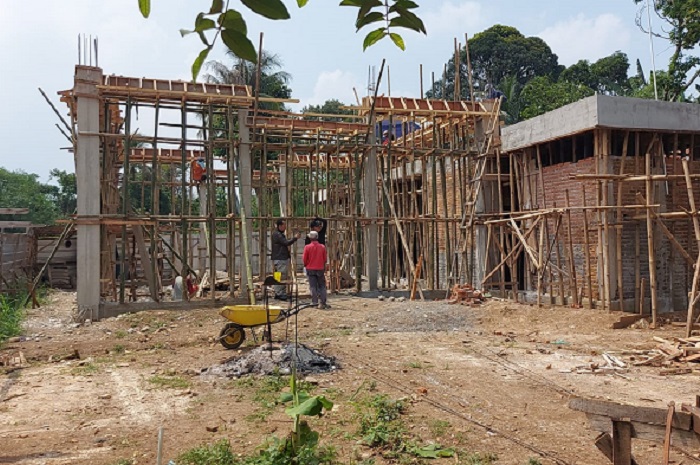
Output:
630,336,700,372
573,353,628,375
447,284,487,306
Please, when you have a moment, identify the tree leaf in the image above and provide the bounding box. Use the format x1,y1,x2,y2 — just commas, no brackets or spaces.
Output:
339,0,363,5
357,0,383,23
389,32,405,50
218,9,247,34
195,13,217,32
179,29,194,37
363,27,387,50
391,7,426,33
191,47,211,82
297,0,310,6
221,28,258,63
138,0,150,18
209,0,224,14
356,11,384,31
285,395,334,417
389,13,426,34
390,0,419,9
240,0,290,20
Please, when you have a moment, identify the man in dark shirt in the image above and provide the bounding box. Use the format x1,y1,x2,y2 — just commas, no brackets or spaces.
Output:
271,219,300,300
304,217,327,245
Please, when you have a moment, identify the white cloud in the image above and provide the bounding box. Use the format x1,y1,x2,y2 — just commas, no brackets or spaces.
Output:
297,70,360,110
422,1,484,37
538,13,632,66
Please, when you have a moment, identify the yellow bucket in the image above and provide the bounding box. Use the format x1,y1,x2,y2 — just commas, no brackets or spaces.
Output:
219,305,283,326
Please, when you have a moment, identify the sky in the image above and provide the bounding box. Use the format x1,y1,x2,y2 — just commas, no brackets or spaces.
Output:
0,0,683,183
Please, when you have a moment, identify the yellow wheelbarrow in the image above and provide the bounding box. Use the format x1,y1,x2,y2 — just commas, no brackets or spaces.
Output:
217,302,315,349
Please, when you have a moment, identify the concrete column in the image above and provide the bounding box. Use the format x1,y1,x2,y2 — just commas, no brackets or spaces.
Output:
75,66,102,320
237,110,254,299
364,125,379,291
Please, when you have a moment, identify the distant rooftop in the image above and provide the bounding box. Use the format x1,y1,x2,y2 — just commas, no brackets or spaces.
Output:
502,94,700,152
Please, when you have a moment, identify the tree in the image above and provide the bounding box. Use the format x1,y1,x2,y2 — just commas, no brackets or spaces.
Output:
519,76,594,120
0,168,58,225
138,0,427,80
204,50,291,110
427,25,562,100
634,0,700,100
559,52,631,96
302,99,355,121
47,169,77,217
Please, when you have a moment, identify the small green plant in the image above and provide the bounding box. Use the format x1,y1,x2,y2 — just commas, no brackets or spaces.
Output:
430,419,451,437
460,452,498,464
0,292,27,344
147,375,190,390
526,459,542,465
177,439,236,465
115,330,127,339
406,361,423,369
356,395,406,453
113,344,125,354
71,362,99,376
111,459,134,465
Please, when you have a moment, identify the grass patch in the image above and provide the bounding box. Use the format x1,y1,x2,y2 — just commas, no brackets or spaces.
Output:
148,375,190,390
0,292,27,345
177,439,236,465
113,344,125,354
71,362,99,376
459,452,498,464
115,330,127,339
430,419,451,437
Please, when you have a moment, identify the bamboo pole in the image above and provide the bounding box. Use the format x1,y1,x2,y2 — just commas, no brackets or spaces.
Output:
683,158,700,337
564,190,578,307
615,132,629,311
646,148,658,327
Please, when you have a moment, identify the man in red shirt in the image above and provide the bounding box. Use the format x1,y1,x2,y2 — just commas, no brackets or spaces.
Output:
303,231,329,309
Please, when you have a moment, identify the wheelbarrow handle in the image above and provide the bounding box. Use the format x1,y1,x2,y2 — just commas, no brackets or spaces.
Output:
285,303,317,318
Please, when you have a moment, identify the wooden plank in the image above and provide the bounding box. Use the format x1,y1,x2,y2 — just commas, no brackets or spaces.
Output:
0,208,29,215
594,433,639,465
132,225,158,301
663,402,675,465
612,420,632,465
612,314,645,330
584,413,700,449
0,221,32,228
569,397,692,430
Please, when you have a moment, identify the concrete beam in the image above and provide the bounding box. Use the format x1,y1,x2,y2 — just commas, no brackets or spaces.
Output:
502,95,700,153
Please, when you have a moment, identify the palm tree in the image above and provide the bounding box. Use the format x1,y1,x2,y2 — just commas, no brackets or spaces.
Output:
203,50,292,111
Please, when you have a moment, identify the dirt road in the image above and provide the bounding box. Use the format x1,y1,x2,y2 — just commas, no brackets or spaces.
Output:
1,290,698,464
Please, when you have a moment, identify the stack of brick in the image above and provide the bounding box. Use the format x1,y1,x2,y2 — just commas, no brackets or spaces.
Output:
447,284,486,306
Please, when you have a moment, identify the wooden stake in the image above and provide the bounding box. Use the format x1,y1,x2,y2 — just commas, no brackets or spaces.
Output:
684,158,700,336
582,185,594,309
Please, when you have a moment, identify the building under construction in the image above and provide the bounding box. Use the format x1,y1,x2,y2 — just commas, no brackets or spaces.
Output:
62,64,501,320
61,61,700,337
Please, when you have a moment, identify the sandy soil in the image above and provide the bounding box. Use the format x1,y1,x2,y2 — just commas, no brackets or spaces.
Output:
2,289,700,464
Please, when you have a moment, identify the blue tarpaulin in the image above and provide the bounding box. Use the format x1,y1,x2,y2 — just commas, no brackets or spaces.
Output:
377,120,421,139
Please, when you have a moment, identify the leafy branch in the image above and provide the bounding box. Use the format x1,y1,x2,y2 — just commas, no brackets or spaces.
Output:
137,0,426,81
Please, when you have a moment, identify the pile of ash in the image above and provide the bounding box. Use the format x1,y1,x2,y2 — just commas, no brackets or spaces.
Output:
203,343,337,378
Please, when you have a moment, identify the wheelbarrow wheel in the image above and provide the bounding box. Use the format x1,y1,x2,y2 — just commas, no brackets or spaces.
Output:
219,323,246,349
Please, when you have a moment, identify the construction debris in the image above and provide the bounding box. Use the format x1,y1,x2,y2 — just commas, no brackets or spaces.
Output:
447,284,488,306
574,353,628,375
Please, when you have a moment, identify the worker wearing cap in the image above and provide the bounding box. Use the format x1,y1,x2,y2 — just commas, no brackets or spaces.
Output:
303,230,329,309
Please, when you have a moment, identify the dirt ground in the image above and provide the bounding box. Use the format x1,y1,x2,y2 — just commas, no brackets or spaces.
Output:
2,289,700,464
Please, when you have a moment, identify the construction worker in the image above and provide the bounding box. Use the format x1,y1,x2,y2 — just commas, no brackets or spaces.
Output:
303,231,329,309
270,219,301,301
